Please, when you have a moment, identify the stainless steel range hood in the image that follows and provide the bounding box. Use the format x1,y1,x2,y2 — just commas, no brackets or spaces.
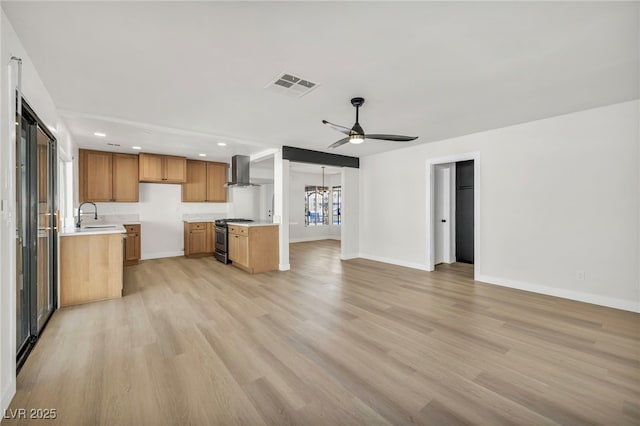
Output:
227,155,257,187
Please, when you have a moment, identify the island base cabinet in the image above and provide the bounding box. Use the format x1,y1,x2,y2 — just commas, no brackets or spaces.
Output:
228,225,278,274
60,233,123,307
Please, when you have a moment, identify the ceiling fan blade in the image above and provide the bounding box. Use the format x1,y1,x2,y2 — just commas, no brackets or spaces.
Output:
365,134,418,142
328,137,350,149
322,120,351,136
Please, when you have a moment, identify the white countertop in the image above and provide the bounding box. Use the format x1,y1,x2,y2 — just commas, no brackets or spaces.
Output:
60,224,126,237
227,221,279,227
183,218,217,223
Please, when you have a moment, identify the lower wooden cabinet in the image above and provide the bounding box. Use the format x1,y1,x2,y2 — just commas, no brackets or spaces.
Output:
184,222,213,257
123,224,141,266
228,225,278,274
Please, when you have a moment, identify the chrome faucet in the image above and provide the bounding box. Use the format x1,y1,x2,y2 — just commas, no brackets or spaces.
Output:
76,202,98,228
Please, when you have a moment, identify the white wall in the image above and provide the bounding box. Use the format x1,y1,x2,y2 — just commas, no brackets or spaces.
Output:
341,167,359,259
359,100,640,312
227,186,260,220
289,171,341,242
0,10,77,413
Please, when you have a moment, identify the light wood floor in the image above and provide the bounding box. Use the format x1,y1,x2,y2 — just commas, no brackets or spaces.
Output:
5,240,639,425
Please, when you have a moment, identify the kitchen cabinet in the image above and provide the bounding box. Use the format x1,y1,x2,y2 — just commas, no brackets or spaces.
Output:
79,149,139,202
182,160,228,202
184,222,213,257
60,232,123,307
139,153,187,183
123,224,141,266
206,162,228,202
228,224,278,273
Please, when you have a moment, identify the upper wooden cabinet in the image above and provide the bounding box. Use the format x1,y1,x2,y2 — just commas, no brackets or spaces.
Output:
79,149,139,202
206,162,228,202
113,154,140,202
139,153,186,183
182,160,228,202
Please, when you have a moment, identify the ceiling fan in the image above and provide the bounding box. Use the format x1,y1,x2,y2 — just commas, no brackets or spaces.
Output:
322,97,418,149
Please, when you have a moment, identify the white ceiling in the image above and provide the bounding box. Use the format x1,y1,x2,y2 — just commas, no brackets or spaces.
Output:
3,2,638,159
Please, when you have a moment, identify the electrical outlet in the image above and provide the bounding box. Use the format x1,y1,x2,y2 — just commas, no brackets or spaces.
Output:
576,271,585,281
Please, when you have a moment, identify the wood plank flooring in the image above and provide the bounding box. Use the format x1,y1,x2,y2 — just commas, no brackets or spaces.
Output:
4,240,639,425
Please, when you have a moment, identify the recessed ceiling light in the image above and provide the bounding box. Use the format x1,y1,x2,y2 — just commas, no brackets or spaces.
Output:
132,146,142,150
198,153,207,157
94,132,106,137
217,142,226,146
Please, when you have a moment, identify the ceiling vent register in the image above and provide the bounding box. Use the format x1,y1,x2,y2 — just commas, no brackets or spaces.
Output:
265,73,318,97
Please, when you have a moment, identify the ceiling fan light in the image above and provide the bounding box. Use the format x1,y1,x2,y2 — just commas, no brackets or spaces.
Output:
349,134,365,144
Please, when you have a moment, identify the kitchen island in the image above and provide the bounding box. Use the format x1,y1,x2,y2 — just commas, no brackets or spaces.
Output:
227,222,279,273
59,225,125,306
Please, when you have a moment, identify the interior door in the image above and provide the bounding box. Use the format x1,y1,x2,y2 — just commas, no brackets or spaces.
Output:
434,165,450,265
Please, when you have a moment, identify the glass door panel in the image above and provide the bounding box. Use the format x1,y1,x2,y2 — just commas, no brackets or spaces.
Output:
36,127,54,330
16,117,29,352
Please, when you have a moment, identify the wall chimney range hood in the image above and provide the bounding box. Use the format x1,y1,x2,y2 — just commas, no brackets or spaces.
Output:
227,155,257,187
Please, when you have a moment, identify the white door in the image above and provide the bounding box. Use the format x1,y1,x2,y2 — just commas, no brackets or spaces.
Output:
434,165,451,265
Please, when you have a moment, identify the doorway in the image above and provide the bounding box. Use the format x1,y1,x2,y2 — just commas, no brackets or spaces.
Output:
16,101,58,370
427,153,480,278
455,160,474,264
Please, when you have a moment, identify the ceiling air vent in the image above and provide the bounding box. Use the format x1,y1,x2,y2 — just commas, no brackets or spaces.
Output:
265,73,319,98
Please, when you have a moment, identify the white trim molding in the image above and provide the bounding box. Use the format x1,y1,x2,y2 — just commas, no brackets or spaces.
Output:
279,263,291,271
289,236,341,243
141,251,185,260
476,274,640,313
358,253,431,271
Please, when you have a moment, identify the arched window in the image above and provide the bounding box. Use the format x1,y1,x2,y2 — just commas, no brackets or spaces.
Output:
305,186,329,226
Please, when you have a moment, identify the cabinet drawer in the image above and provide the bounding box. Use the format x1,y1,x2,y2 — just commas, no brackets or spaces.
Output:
124,224,140,233
189,223,207,230
229,225,248,235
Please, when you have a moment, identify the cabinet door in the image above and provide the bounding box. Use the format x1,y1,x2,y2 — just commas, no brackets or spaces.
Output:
138,153,164,182
80,149,113,202
206,223,214,253
113,153,139,202
182,160,207,202
164,156,187,183
228,233,239,261
124,233,138,263
236,235,249,267
123,224,141,265
189,229,208,254
206,162,228,202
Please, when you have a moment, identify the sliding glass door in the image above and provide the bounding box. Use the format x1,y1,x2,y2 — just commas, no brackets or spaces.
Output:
16,102,57,368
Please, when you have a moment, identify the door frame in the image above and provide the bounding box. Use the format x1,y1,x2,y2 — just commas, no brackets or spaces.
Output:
426,152,480,279
16,100,58,370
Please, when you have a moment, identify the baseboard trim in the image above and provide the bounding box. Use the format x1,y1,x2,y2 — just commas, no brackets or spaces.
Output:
279,263,290,271
476,274,640,313
2,379,16,414
142,251,185,260
358,253,431,271
341,252,359,260
290,237,341,243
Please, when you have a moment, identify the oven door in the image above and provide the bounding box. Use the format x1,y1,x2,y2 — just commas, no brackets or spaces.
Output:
214,225,227,253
